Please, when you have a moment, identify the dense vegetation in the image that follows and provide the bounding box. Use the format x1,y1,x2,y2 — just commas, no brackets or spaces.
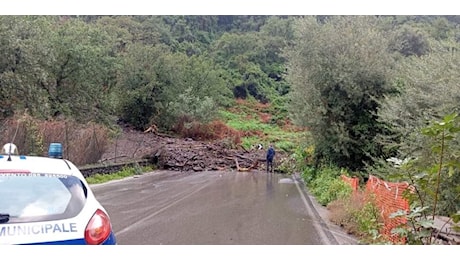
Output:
1,15,459,243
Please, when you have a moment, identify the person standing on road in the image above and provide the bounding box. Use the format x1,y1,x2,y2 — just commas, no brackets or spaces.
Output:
266,144,275,173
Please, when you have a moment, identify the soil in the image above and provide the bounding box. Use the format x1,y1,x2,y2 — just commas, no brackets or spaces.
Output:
100,124,287,173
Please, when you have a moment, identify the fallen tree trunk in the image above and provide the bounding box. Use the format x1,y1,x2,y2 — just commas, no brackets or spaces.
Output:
234,158,259,172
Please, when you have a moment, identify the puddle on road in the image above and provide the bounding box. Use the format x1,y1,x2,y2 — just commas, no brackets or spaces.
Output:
278,178,295,184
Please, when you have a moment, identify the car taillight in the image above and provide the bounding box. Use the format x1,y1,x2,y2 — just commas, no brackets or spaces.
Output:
84,209,112,245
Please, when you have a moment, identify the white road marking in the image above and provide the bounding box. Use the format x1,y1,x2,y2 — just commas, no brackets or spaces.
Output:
293,178,332,244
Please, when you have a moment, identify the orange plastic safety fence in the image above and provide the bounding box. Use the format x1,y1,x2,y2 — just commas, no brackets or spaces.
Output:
340,175,359,193
365,175,410,244
339,174,411,244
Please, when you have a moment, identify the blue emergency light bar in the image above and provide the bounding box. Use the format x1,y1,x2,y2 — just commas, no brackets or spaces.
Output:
48,143,63,159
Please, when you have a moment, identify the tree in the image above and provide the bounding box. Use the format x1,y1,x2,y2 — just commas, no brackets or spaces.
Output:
116,43,173,130
43,18,117,124
210,32,269,102
259,16,295,96
159,54,233,130
389,24,430,57
390,114,460,244
377,39,460,159
210,27,292,103
285,16,396,171
117,42,232,132
0,16,57,120
376,39,460,215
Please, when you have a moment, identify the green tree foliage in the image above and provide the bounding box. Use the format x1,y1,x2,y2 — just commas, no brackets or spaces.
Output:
3,15,460,155
390,114,460,244
210,17,294,104
94,16,145,51
116,42,232,131
116,43,173,130
259,16,295,96
285,16,396,171
389,24,430,57
0,15,292,129
211,32,270,102
0,16,56,119
43,18,117,124
377,39,460,163
159,54,233,129
375,39,460,217
217,16,270,33
419,114,460,218
164,16,219,55
429,17,454,40
0,16,117,124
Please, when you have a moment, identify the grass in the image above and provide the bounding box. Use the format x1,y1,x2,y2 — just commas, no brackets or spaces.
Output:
218,100,307,153
86,165,154,184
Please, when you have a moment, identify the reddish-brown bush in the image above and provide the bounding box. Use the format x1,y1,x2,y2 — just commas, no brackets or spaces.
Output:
328,192,367,236
173,116,243,146
0,113,110,166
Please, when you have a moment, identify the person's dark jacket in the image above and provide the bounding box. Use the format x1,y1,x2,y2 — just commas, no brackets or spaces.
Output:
266,146,275,162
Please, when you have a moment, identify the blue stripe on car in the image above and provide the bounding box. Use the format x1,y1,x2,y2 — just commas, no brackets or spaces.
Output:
21,231,117,245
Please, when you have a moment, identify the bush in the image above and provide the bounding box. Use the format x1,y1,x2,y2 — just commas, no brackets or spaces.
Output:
307,167,353,206
300,166,317,185
119,93,154,131
328,192,387,244
0,114,110,166
350,194,386,243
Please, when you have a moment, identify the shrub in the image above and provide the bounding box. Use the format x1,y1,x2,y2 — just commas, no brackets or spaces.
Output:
350,194,386,243
307,167,353,206
300,166,317,185
328,192,387,244
0,114,110,166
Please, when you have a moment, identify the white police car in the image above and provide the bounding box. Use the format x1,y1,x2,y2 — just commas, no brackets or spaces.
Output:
0,143,116,245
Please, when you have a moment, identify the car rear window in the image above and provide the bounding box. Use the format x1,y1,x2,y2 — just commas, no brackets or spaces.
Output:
0,173,87,223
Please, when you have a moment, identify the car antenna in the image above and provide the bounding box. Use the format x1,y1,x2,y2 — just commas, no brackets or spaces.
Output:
7,123,20,161
7,143,12,161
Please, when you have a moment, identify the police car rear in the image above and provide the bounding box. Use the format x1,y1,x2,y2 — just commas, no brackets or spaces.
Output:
0,143,116,245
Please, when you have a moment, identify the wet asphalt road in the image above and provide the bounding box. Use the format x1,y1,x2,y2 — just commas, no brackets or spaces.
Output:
91,170,358,245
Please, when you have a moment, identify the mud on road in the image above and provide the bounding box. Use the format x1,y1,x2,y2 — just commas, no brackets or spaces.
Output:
100,125,289,173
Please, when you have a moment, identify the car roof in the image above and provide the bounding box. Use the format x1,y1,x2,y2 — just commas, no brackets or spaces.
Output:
0,154,80,177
